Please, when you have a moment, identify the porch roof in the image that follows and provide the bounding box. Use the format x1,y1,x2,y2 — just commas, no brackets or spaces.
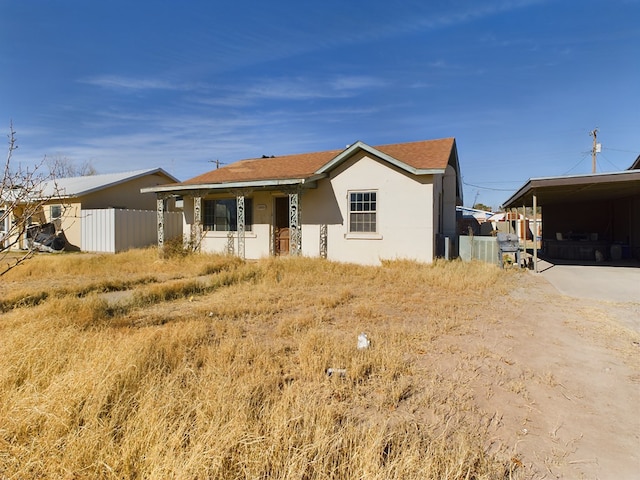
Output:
142,137,456,194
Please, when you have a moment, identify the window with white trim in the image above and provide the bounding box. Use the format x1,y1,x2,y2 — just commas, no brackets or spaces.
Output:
50,204,63,220
348,191,377,233
203,198,252,232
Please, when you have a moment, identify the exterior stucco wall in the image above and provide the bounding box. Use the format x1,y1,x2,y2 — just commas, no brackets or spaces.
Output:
442,164,458,236
80,173,175,210
180,154,446,265
308,152,436,265
46,200,82,249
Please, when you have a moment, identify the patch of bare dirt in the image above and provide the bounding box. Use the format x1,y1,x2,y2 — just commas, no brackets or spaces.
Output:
429,272,640,479
69,262,640,478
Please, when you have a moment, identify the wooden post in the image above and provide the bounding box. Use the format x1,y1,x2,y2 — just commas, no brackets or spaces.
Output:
522,204,527,268
533,193,538,273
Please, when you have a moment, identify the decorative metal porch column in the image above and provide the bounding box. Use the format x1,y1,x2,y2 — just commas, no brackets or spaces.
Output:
156,195,165,256
236,194,246,259
192,195,203,252
289,189,302,256
319,224,328,259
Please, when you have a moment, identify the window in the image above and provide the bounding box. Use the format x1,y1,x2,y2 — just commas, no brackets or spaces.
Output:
349,191,377,233
50,205,62,220
203,198,252,232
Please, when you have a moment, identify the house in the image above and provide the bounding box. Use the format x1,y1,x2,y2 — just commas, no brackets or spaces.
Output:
503,158,640,263
3,168,180,252
142,138,463,265
456,206,495,236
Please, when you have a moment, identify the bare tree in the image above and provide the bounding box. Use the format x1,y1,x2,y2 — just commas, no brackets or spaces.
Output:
45,155,97,178
1,124,63,276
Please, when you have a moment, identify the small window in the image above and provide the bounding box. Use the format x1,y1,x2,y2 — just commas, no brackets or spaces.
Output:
203,198,253,232
349,191,377,233
50,205,62,220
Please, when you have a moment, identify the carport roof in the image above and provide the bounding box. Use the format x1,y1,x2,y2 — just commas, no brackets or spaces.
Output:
502,170,640,208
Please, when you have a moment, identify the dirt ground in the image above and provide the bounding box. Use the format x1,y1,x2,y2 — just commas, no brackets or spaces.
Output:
454,271,640,479
2,253,638,478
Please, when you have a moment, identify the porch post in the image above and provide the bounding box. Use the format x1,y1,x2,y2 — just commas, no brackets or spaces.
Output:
236,193,245,259
157,195,165,257
192,195,203,252
533,193,538,273
522,204,527,268
289,189,302,256
320,224,328,259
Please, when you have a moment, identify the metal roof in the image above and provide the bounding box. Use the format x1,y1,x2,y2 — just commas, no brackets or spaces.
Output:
38,168,179,199
502,170,640,208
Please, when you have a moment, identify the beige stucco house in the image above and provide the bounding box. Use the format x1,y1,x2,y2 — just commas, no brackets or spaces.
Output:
3,168,178,252
143,138,463,265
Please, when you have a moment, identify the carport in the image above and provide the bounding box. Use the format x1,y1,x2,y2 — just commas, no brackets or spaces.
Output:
503,168,640,272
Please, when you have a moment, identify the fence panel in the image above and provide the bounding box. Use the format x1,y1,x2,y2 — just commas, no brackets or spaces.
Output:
81,209,182,253
459,236,499,265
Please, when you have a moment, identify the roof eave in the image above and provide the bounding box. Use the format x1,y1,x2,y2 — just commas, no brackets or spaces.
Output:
502,181,534,208
141,174,327,195
502,170,640,208
316,141,445,176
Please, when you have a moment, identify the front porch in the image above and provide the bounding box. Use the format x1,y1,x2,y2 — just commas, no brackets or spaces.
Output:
154,186,327,260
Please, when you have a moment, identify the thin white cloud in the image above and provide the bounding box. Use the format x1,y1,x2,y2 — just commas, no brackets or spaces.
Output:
79,75,197,92
191,74,387,107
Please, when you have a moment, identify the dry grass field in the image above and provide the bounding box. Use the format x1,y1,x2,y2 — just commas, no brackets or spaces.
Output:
1,249,638,479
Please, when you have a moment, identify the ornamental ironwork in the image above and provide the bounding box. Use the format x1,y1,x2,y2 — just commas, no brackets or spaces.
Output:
236,194,245,259
192,195,202,252
320,224,328,259
156,196,165,252
289,190,301,256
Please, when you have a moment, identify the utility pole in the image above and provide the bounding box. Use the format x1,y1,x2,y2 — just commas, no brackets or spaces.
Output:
209,159,225,169
589,128,598,173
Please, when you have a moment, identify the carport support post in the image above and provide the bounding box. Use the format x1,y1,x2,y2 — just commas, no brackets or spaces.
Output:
533,193,538,273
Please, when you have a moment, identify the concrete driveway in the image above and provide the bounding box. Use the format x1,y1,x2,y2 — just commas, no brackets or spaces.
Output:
537,260,640,304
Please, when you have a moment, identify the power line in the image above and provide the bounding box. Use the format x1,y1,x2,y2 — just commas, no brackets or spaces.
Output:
462,180,518,192
603,147,639,154
598,152,622,171
562,152,590,175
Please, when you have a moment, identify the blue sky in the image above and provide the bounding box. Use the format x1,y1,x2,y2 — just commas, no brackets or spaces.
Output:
1,0,639,209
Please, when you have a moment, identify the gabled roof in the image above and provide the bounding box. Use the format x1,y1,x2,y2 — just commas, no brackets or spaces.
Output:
39,168,179,200
145,138,457,193
630,154,640,170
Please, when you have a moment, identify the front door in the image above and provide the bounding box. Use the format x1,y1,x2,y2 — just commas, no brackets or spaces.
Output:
274,196,289,256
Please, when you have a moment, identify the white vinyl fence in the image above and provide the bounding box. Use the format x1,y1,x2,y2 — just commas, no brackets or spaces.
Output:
458,235,500,265
81,208,183,253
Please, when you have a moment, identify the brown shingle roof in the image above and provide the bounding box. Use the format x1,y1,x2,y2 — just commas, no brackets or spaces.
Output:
182,137,455,186
375,138,455,170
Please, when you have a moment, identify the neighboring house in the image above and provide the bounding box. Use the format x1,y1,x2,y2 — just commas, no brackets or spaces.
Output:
486,211,541,241
5,168,180,252
503,158,640,262
456,206,495,236
143,138,463,265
